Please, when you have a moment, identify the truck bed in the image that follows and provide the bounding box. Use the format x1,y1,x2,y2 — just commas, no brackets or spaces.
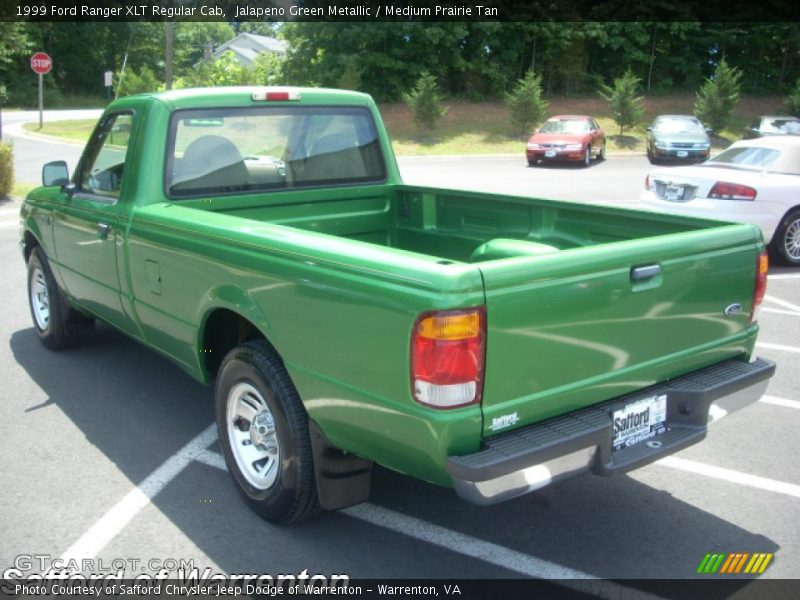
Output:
204,184,723,263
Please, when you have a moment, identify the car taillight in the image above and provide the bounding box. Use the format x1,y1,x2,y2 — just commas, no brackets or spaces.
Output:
411,308,486,408
750,251,768,323
708,181,757,200
644,174,650,190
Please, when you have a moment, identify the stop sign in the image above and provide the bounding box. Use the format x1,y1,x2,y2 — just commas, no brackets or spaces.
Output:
30,52,52,75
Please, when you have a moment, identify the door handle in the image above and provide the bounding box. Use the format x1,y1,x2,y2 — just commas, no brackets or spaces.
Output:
97,222,112,240
631,264,661,281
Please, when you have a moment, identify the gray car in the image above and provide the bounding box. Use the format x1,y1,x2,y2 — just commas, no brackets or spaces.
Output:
646,115,711,164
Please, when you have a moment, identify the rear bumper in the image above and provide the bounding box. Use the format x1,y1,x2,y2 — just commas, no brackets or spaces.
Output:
447,357,775,505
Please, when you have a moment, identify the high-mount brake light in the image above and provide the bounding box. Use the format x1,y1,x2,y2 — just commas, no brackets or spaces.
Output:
750,252,768,323
251,89,301,102
708,181,757,201
411,308,486,409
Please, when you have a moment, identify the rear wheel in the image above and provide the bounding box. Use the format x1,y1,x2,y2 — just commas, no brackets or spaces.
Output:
770,208,800,266
215,340,321,523
597,141,606,161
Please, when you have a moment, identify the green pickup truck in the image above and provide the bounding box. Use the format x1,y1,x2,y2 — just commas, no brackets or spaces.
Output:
21,87,775,523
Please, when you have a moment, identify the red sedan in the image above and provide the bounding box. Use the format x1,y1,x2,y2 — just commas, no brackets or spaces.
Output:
526,115,606,167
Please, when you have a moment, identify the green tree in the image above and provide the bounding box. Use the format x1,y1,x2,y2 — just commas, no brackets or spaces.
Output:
786,78,800,116
116,65,162,97
405,71,447,133
505,71,548,136
694,58,743,133
598,69,644,136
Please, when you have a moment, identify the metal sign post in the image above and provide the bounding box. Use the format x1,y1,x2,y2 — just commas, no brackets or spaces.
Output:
30,52,52,130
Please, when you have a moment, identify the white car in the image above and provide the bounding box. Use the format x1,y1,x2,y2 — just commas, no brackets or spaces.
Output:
640,136,800,265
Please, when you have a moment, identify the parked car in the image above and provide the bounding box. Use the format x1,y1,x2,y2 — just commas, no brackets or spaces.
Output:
743,115,800,139
526,115,605,167
646,115,711,164
641,136,800,265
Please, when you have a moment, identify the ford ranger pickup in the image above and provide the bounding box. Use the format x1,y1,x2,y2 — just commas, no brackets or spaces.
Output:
20,87,775,523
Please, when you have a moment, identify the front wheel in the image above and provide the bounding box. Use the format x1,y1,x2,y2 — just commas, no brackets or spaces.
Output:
770,208,800,266
215,341,320,523
27,246,91,349
582,146,591,167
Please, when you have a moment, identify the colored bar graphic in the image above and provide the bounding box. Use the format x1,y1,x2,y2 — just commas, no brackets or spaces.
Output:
699,552,774,575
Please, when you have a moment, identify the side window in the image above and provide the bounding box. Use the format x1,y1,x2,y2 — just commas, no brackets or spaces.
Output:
79,112,133,199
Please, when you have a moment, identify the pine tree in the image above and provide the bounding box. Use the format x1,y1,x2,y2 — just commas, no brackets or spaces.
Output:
598,69,644,136
694,59,743,133
505,71,549,137
404,72,447,133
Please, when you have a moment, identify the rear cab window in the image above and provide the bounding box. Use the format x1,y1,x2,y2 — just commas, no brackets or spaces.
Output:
166,106,386,198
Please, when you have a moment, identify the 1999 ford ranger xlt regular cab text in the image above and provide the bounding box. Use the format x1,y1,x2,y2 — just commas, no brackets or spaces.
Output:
21,87,775,523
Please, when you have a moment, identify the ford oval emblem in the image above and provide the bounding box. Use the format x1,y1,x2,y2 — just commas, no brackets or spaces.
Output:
725,303,743,317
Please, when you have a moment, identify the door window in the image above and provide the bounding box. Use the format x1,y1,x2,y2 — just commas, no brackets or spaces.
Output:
78,112,134,199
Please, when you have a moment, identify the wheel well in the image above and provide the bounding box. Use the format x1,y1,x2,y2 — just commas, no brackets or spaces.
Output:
23,231,40,262
201,309,266,380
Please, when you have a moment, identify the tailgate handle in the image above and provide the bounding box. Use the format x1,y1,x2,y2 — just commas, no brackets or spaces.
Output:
631,264,661,281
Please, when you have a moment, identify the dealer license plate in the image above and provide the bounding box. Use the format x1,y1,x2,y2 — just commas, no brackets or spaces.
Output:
612,394,667,451
677,150,688,158
544,150,557,158
664,184,684,201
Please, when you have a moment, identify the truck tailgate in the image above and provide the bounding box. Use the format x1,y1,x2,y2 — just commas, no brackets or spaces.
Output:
477,225,762,436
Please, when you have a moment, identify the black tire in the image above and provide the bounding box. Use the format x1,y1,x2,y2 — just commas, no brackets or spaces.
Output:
527,159,537,167
769,208,800,266
597,141,606,161
582,146,591,167
27,246,92,350
215,340,321,524
646,146,657,165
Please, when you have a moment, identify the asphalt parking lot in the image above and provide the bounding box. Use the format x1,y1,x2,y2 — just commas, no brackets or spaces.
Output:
1,124,799,596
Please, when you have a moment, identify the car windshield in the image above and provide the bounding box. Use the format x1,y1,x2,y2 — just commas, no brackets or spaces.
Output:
653,118,705,134
760,118,800,134
705,146,780,169
539,119,590,134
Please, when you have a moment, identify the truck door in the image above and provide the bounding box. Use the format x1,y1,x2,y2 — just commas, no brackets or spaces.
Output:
53,111,135,334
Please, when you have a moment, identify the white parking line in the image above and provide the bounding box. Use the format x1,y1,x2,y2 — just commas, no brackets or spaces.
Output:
763,308,800,316
761,395,800,410
756,342,800,354
768,273,800,280
58,425,217,563
656,457,800,499
197,450,662,600
764,295,800,314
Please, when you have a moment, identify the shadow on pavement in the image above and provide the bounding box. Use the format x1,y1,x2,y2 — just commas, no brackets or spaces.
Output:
9,324,779,591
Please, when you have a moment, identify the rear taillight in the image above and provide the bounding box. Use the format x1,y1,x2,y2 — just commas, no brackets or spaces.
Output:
750,251,768,323
411,308,486,408
708,181,757,200
644,174,650,190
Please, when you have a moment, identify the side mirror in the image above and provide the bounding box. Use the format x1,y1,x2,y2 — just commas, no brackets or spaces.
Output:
706,127,713,134
42,161,70,187
646,126,653,132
